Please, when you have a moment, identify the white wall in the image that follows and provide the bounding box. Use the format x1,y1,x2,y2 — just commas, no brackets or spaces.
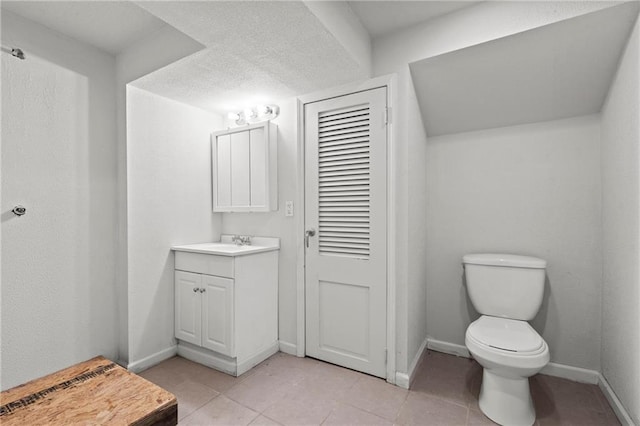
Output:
302,1,372,77
115,26,204,365
387,67,430,375
218,98,299,346
406,76,429,371
601,12,640,425
425,116,602,370
1,11,118,390
373,0,619,376
126,86,222,367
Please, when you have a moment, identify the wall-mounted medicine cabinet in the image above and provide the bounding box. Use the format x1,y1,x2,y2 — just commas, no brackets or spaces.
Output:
211,122,277,212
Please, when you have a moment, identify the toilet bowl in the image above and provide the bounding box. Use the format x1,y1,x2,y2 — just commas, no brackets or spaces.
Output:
466,315,549,426
462,253,549,426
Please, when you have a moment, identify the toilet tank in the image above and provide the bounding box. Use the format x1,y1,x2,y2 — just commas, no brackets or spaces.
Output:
463,253,547,321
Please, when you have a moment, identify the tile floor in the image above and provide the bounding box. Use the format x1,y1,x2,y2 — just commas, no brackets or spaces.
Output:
138,351,620,425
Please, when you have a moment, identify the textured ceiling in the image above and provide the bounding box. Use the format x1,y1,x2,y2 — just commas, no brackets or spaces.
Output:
409,2,640,137
2,0,501,117
1,1,166,55
131,1,367,113
348,1,479,38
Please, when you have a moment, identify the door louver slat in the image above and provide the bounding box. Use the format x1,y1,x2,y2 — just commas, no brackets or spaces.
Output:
318,104,371,259
317,131,370,143
316,136,370,148
318,158,369,167
319,125,369,138
318,106,369,120
319,115,369,129
319,142,369,153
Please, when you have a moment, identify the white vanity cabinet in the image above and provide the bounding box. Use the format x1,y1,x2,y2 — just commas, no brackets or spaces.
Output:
172,236,279,376
211,122,277,212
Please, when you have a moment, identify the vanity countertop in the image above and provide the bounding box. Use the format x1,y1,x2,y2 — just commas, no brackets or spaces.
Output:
171,235,279,257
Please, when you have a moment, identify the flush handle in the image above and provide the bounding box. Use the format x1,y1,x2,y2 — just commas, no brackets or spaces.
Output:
305,228,316,248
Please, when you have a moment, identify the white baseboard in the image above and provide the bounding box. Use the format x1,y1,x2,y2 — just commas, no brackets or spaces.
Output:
396,337,429,389
426,338,600,384
427,338,471,358
177,342,237,376
279,341,298,356
541,362,599,384
127,345,177,373
237,342,279,376
177,341,279,377
395,372,410,389
598,374,635,426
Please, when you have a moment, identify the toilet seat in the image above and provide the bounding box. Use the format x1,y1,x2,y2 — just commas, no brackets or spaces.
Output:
467,315,544,354
466,316,549,371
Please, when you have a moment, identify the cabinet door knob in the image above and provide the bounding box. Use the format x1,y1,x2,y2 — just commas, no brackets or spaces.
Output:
193,288,199,292
200,288,206,293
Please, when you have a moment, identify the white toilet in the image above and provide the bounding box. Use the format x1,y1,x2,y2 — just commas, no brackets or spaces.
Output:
463,253,550,426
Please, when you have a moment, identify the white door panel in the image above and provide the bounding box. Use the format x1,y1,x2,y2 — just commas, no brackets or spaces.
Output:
175,271,202,346
305,87,387,378
202,275,234,356
230,130,250,206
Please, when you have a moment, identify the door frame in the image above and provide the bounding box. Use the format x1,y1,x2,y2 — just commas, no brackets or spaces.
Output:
295,74,398,384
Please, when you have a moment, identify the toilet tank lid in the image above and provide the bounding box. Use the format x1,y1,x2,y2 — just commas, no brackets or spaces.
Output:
463,253,547,269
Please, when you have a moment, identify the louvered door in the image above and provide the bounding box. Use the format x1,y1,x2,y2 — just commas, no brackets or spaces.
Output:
304,87,387,378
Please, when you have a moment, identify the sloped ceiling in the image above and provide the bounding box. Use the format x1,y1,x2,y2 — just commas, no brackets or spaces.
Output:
131,1,368,113
349,1,477,38
410,2,640,137
1,1,166,55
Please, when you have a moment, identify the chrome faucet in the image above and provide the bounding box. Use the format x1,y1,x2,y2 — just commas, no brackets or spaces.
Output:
232,235,252,246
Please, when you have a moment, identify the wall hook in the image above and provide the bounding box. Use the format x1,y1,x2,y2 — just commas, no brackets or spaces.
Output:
12,205,26,216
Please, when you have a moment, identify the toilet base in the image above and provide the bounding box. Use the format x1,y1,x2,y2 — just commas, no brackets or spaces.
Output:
478,369,536,426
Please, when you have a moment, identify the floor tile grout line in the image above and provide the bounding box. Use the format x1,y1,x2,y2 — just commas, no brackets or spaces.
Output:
335,400,399,425
258,412,285,425
408,387,473,411
393,386,411,425
319,404,337,425
179,391,223,424
245,410,262,426
339,390,408,423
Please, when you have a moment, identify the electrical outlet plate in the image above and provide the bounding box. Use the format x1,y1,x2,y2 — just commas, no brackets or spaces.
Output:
285,201,294,217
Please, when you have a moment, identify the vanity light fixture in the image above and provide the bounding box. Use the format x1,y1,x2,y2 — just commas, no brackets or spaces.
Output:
228,104,280,126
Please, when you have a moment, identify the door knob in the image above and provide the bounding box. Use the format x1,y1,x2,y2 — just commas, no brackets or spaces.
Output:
305,228,316,248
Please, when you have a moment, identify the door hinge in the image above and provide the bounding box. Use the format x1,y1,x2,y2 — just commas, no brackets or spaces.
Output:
384,349,388,364
384,107,391,125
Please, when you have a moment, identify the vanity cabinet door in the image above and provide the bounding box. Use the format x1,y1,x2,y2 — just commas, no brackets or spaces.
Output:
175,271,202,346
201,275,235,357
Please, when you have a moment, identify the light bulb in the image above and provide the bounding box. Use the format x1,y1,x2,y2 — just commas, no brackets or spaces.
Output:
256,105,271,116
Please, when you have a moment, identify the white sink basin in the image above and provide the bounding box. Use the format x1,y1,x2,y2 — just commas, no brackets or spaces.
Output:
171,237,279,257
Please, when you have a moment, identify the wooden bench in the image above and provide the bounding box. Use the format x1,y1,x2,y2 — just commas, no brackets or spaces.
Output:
0,356,177,425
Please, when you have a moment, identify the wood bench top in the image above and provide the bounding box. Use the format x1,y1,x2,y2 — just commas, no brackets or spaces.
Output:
0,356,177,425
